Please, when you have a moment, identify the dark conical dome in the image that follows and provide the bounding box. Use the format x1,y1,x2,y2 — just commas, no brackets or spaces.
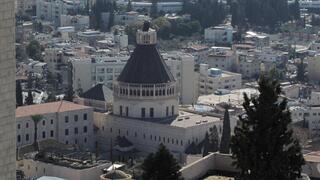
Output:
117,44,175,84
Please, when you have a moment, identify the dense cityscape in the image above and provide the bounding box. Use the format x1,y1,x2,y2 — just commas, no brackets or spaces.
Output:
3,0,320,179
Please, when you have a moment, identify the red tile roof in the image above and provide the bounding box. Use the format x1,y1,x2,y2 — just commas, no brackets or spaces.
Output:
16,101,91,118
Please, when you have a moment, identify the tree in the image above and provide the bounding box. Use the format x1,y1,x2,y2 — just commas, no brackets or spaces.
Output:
25,90,34,105
202,132,210,157
230,75,305,180
296,58,306,83
31,115,43,151
26,40,42,61
289,0,300,20
127,0,133,12
64,85,74,102
209,125,220,152
150,0,158,18
142,144,183,180
16,80,23,107
220,107,231,154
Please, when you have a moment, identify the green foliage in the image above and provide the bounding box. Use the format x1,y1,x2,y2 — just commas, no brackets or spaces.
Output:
220,108,231,154
31,115,43,151
16,80,23,107
231,0,299,30
142,144,183,180
90,0,117,30
64,86,74,102
25,90,34,105
26,40,42,61
230,75,305,180
150,0,158,18
127,0,133,12
296,59,306,83
202,125,220,156
183,0,226,28
125,22,144,44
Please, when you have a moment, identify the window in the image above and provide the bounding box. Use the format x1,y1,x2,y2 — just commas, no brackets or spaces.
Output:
66,141,69,144
42,120,45,126
26,134,29,141
141,108,146,118
65,116,69,123
65,129,69,136
83,126,87,133
17,135,21,143
135,132,137,137
83,113,87,120
75,139,78,144
17,124,20,129
26,122,29,128
84,137,87,143
120,106,123,116
74,115,78,122
166,107,169,117
42,131,46,139
125,107,129,117
110,128,113,133
150,108,154,118
74,127,78,134
50,130,54,137
51,119,53,124
171,106,174,116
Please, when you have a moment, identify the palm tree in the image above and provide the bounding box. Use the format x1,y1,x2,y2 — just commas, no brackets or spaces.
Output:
31,115,43,151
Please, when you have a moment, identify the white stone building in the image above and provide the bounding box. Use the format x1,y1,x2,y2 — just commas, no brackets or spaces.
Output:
60,15,90,31
71,55,129,92
0,0,16,178
116,1,183,13
114,11,151,26
36,0,80,26
16,101,95,150
308,56,320,82
198,64,242,96
95,23,222,162
204,25,233,44
205,47,236,71
16,0,36,14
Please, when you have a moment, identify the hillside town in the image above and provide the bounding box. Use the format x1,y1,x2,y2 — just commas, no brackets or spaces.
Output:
6,0,320,179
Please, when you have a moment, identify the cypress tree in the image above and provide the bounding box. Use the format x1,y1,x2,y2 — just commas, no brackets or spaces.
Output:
142,144,183,180
230,75,305,180
16,80,23,107
127,0,132,12
150,0,158,18
210,125,220,152
26,90,34,105
220,107,231,154
202,132,210,157
296,58,306,83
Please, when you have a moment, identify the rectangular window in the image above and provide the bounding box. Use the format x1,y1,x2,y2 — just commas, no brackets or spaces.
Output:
166,107,169,116
26,134,29,141
126,107,129,117
171,106,174,116
74,115,78,122
50,130,54,137
51,119,53,124
17,135,21,143
141,108,146,118
83,113,87,120
150,108,154,118
83,126,87,133
65,129,69,136
74,127,78,134
42,131,46,139
120,106,123,116
65,116,69,123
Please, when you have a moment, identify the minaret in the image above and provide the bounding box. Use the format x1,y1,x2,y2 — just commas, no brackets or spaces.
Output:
113,21,179,120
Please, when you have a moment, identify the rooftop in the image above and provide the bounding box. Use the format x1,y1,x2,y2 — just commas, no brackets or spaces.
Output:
16,101,91,118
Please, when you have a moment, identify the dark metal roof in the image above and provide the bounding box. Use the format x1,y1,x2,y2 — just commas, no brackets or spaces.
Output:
117,44,175,84
81,84,113,101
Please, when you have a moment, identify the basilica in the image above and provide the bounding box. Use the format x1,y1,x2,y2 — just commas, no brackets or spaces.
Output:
95,22,222,162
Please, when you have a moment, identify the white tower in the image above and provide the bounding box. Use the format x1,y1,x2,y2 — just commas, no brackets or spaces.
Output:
0,0,16,179
113,22,179,120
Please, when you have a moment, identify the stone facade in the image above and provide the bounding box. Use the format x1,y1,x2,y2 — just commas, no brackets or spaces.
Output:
0,0,16,179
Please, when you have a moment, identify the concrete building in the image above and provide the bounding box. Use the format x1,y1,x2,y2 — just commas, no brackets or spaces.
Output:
36,0,80,26
116,1,183,13
205,47,236,71
236,52,261,79
163,51,197,104
114,11,151,26
0,0,16,178
308,56,320,82
198,64,242,96
60,15,89,31
71,55,129,92
16,101,95,150
95,23,222,162
204,25,233,45
16,0,36,14
245,31,270,48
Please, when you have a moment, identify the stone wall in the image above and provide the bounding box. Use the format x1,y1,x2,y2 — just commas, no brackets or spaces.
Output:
0,0,16,179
